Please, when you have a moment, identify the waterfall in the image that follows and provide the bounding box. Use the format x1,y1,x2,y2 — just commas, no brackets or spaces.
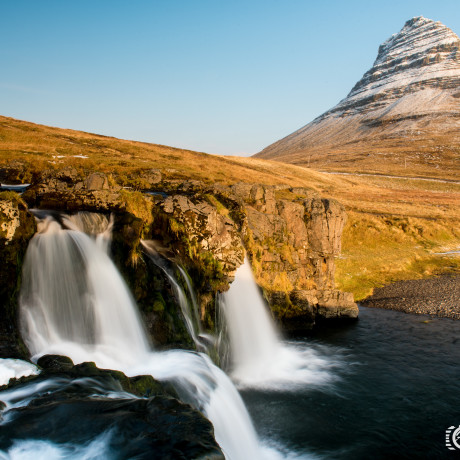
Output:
141,240,215,353
63,212,113,253
219,259,340,389
18,214,263,459
219,259,279,379
20,217,149,366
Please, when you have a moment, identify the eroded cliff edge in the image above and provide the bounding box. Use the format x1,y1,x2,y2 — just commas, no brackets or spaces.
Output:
0,166,358,356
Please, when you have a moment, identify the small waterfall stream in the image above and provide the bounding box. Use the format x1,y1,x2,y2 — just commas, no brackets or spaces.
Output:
219,259,279,380
219,259,339,389
16,214,263,459
140,240,211,353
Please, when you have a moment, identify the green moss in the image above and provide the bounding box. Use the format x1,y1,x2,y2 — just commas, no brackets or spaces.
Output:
152,292,166,312
0,195,36,358
0,190,22,203
168,217,184,235
119,189,153,233
204,194,229,217
274,189,304,201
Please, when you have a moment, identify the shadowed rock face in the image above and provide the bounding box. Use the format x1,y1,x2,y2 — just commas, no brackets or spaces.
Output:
256,17,460,179
0,193,36,358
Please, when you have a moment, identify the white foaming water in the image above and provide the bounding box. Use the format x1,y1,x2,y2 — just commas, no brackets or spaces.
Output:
21,218,149,364
0,432,113,460
130,350,261,460
0,377,135,416
63,212,113,253
17,216,264,459
220,259,339,389
0,359,39,386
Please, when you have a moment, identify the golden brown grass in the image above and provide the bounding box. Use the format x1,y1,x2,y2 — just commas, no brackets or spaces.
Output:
0,116,337,188
336,212,460,300
1,115,459,300
258,123,460,181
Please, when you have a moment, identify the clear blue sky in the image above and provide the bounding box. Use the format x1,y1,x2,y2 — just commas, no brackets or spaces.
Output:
1,1,459,155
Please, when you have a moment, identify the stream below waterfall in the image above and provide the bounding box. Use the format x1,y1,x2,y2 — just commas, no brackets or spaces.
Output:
241,306,460,459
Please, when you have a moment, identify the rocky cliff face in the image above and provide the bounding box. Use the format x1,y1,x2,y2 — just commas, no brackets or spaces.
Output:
0,192,36,358
0,167,357,355
151,181,357,331
225,184,357,330
256,17,460,179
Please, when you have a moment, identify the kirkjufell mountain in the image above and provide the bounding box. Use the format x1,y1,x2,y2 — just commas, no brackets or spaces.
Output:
256,17,460,179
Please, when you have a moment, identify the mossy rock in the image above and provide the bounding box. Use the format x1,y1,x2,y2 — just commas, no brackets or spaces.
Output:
5,354,178,399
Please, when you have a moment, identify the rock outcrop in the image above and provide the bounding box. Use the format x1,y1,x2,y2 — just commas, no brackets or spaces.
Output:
150,181,358,329
256,17,460,179
221,183,358,329
23,167,127,212
0,355,224,459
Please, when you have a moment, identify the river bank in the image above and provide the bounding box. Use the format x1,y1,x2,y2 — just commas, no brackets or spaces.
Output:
361,275,460,319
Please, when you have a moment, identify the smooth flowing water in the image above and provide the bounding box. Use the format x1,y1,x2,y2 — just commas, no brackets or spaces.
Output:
241,307,460,459
15,215,264,459
141,240,211,353
219,259,340,390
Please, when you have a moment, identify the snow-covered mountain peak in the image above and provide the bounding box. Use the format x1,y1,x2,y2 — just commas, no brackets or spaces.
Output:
342,17,459,106
255,17,460,178
375,16,459,67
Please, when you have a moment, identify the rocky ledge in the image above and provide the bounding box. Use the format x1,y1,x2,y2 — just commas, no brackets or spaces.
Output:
0,355,224,459
0,166,358,355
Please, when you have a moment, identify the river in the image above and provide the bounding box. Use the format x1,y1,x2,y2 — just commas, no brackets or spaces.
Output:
243,306,460,459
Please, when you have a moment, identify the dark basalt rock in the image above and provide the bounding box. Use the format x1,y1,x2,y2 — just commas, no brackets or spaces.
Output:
0,397,224,459
0,356,223,459
268,289,358,331
2,355,177,399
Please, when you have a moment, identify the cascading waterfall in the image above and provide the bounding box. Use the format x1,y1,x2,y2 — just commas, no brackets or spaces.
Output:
176,264,219,348
219,259,279,379
63,212,113,253
219,259,340,389
140,240,208,352
20,216,149,367
141,240,218,354
17,213,263,459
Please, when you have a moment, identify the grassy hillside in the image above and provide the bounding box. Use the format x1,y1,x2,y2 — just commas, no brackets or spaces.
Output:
1,115,459,300
256,130,460,182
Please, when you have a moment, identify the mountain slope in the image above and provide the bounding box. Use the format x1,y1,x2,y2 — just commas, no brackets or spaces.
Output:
256,17,460,180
